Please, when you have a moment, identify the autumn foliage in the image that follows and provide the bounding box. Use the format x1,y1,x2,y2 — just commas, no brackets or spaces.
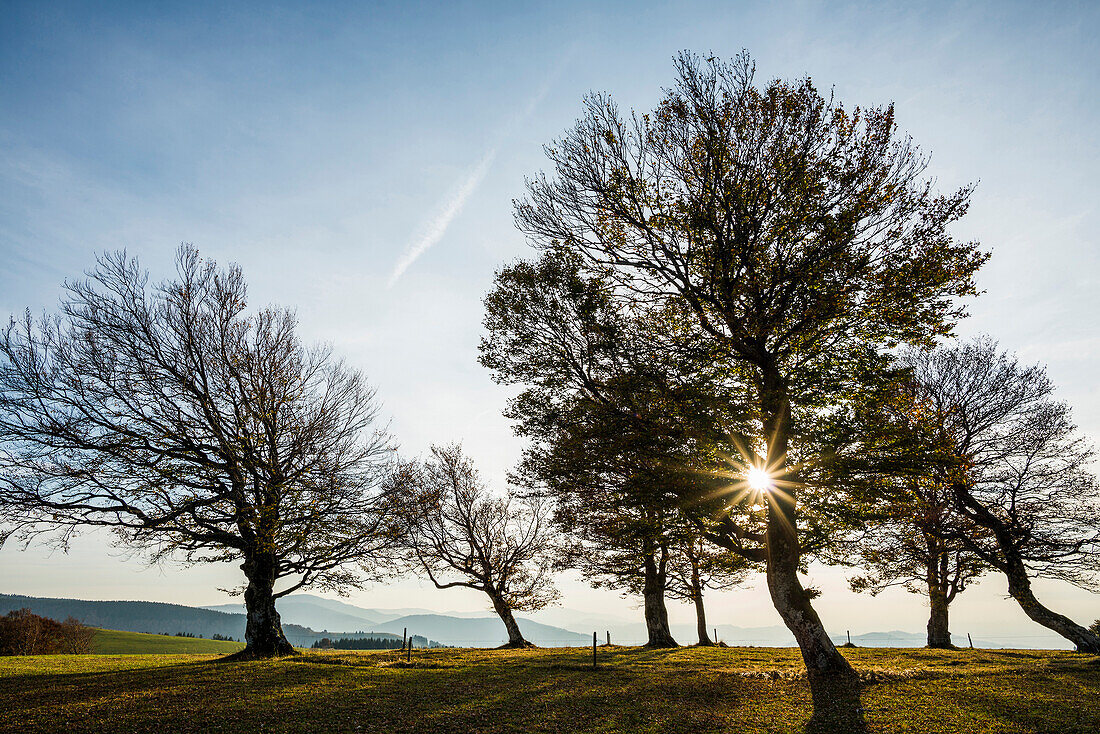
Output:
0,608,95,655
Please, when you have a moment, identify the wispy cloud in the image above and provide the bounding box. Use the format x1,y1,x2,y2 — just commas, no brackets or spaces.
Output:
387,48,575,287
387,148,499,287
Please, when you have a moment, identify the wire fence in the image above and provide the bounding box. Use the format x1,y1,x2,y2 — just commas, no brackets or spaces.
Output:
384,632,1077,650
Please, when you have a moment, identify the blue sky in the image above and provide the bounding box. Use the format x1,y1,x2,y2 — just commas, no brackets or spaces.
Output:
2,1,1098,643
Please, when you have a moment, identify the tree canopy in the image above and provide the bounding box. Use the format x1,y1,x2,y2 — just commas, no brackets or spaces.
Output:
503,51,987,675
0,247,398,657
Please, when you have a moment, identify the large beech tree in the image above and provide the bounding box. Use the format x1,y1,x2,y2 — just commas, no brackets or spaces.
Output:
393,444,559,648
513,52,987,675
0,247,397,658
904,339,1100,652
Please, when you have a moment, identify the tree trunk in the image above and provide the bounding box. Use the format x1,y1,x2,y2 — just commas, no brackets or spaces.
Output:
926,582,952,648
642,551,678,647
489,591,532,648
760,369,853,677
691,561,714,645
1003,556,1100,653
925,544,953,648
692,588,714,646
236,552,295,659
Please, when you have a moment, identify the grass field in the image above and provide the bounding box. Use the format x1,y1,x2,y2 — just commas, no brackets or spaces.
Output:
91,628,245,654
1,646,1097,733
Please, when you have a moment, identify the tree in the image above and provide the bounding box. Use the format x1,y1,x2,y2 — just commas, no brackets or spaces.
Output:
0,247,397,658
483,250,744,648
393,444,559,648
666,533,750,646
512,51,987,675
553,476,682,648
847,480,986,647
0,609,96,655
903,338,1100,652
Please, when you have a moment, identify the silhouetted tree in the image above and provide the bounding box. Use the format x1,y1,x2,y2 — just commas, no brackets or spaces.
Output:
847,479,986,647
483,251,745,647
0,247,398,658
511,51,987,675
903,338,1100,652
666,533,750,646
393,445,558,648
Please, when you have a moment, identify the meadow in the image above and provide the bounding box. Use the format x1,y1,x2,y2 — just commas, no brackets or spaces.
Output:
91,628,244,655
1,646,1097,733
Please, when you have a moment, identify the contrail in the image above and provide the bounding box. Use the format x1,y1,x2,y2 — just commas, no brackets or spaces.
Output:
387,148,498,287
387,48,576,287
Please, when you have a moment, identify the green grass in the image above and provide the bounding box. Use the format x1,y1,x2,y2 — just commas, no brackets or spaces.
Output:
91,628,244,654
1,646,1097,733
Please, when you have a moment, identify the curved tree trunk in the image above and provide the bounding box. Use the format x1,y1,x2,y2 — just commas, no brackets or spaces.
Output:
642,551,678,647
950,481,1100,654
761,370,853,677
236,552,295,659
1004,558,1100,653
490,591,532,648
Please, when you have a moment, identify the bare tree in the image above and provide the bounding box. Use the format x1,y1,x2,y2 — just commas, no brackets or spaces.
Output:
666,533,750,646
394,445,559,648
906,338,1100,652
847,480,986,648
0,246,397,658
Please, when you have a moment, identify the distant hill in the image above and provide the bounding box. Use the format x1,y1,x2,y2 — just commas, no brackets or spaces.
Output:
202,595,443,629
0,594,401,648
202,596,382,634
202,595,590,646
370,613,590,647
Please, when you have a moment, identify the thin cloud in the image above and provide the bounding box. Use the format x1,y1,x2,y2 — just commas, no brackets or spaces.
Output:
387,48,576,287
387,148,498,287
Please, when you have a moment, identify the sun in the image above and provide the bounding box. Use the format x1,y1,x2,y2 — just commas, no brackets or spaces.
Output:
746,467,772,492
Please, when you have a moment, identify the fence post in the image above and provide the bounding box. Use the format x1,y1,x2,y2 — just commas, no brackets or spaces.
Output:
847,630,851,645
968,633,974,649
592,631,597,669
407,635,412,662
714,628,718,645
606,630,610,646
402,627,407,651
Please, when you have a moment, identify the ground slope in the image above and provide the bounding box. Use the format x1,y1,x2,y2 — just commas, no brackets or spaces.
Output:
91,629,244,654
1,647,1097,733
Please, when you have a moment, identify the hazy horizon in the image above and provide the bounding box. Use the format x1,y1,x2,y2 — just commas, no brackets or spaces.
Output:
2,0,1099,649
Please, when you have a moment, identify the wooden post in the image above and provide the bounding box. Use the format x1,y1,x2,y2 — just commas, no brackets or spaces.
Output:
714,628,718,645
968,633,974,649
402,627,407,651
847,630,851,645
407,635,412,662
592,631,597,669
606,630,610,646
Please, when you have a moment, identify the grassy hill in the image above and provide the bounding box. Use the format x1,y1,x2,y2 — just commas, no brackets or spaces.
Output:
91,629,244,654
1,646,1097,733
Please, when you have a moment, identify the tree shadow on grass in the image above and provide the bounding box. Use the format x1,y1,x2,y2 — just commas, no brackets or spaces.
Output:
2,654,807,734
805,672,868,734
